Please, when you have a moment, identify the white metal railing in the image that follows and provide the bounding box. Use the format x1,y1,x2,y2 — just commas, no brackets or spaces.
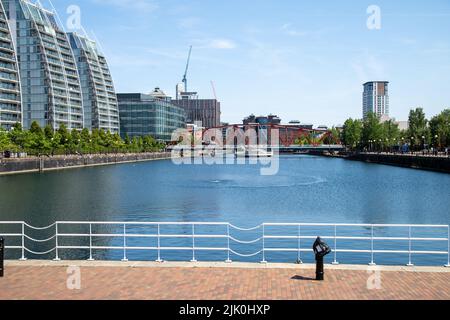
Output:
0,221,449,267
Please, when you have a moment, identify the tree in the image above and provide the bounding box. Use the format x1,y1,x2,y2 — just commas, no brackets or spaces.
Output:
342,119,362,150
429,109,450,149
0,128,13,152
408,108,429,150
1,122,166,156
9,122,29,152
361,112,383,151
70,129,81,154
124,134,131,146
50,132,62,155
57,124,71,153
30,121,43,135
29,130,51,156
381,120,400,151
294,134,309,146
44,125,54,140
328,127,341,145
80,128,91,154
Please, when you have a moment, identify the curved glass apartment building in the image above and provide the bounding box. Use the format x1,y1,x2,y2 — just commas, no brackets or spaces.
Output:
0,1,21,130
68,32,119,133
2,0,84,130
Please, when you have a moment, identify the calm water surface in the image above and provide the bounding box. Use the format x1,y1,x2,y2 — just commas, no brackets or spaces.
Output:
1,155,449,265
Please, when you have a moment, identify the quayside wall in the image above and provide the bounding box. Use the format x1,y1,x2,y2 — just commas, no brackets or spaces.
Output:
343,152,450,174
0,152,171,175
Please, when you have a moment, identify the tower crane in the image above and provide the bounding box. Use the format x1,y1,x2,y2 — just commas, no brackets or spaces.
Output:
182,46,193,92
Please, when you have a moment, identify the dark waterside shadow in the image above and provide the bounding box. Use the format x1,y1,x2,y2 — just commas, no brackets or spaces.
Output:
291,275,316,281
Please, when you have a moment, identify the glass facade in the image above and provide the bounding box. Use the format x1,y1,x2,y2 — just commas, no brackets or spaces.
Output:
173,96,221,129
0,0,21,130
68,32,119,133
363,81,389,119
3,0,84,130
118,93,186,141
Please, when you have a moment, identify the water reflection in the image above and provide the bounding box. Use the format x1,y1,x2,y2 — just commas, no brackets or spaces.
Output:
1,155,450,265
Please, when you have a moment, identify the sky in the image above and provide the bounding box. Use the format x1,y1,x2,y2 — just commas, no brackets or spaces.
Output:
48,0,450,126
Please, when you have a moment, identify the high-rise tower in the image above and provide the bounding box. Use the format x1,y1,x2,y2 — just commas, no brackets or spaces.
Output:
68,32,119,133
3,0,84,130
0,0,21,130
363,81,389,119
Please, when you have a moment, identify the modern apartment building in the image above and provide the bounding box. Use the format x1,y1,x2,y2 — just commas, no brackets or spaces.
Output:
117,91,186,141
363,81,389,119
0,0,21,130
2,0,84,130
173,91,221,129
68,32,119,133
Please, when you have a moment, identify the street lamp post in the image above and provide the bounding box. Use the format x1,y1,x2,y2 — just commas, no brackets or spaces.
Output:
422,136,426,154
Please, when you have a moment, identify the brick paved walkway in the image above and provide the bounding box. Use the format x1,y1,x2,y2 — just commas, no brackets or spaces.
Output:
1,262,449,300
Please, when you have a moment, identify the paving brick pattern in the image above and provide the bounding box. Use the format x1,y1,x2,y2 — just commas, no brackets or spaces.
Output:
1,266,449,300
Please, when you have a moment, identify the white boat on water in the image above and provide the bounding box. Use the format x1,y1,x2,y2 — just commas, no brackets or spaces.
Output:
235,146,274,158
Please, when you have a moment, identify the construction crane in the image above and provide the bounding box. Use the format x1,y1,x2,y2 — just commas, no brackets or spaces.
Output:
182,46,193,92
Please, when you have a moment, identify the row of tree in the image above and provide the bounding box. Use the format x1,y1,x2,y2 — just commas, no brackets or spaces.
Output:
341,108,450,151
0,122,166,156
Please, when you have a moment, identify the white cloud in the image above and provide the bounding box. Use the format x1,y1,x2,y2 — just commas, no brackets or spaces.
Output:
193,38,237,50
281,24,308,37
92,0,158,13
209,39,236,49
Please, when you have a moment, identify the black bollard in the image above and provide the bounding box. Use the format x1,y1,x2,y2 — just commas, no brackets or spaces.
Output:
0,237,4,277
315,254,324,281
312,237,331,281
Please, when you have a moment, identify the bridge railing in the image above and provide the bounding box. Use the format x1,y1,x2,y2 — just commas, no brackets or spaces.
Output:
0,221,449,267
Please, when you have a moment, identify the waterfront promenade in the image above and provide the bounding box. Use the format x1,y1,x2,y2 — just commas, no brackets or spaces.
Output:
1,261,449,300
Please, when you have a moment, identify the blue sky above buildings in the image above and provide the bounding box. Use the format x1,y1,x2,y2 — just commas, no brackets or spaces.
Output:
48,0,450,126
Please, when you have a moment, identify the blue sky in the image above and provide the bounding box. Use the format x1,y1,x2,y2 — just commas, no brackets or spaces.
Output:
49,0,450,126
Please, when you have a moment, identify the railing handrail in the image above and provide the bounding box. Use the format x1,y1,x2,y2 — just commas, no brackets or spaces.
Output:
57,221,229,226
0,221,449,267
2,221,447,229
263,223,449,228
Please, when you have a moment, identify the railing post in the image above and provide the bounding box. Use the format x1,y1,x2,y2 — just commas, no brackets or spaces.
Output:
369,225,376,266
261,224,267,264
0,237,4,277
296,224,302,264
88,223,94,261
225,224,232,263
156,224,162,263
446,226,450,268
53,222,60,261
19,222,26,261
191,224,197,262
121,224,128,262
332,225,339,265
407,226,414,266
